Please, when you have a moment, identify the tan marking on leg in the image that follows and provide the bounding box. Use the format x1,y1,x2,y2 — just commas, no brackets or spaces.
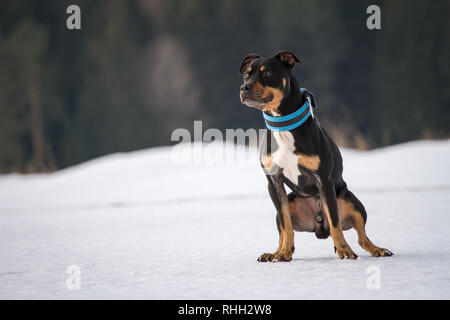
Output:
297,154,320,171
258,200,294,262
275,202,295,261
322,201,357,259
282,78,286,88
260,154,273,170
339,199,393,257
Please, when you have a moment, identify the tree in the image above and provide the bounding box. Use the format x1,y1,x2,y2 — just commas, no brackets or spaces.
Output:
0,19,56,172
370,0,450,145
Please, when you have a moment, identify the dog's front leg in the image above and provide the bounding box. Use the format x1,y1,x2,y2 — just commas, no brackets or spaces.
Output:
258,175,294,262
320,179,357,259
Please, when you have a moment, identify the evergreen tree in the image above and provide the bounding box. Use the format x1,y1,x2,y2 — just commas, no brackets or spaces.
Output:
370,0,450,145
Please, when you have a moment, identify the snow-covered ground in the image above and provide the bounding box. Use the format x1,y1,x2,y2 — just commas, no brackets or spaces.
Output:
0,139,449,299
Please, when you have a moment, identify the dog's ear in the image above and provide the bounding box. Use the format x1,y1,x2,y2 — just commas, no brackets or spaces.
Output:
276,51,302,68
239,53,261,74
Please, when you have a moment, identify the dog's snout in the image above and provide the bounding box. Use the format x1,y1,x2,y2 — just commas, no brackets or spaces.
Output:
240,83,253,92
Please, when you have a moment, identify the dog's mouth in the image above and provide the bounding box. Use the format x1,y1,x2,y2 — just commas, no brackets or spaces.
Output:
240,91,274,110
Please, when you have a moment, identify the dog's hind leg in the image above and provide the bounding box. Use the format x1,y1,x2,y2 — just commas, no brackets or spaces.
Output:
319,179,358,259
337,188,393,257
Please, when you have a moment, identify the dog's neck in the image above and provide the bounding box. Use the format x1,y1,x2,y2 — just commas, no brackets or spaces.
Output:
262,76,316,133
272,77,306,116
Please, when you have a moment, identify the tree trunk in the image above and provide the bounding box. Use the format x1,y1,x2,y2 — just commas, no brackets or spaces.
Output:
28,75,47,172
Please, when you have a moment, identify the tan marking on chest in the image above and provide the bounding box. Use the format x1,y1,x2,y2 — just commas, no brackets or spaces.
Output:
261,154,273,170
297,154,320,171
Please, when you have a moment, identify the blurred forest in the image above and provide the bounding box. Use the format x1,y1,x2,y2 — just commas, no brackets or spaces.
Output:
0,0,449,172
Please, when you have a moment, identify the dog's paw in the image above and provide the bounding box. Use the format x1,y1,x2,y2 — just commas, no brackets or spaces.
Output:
257,252,292,262
257,253,274,262
272,253,292,262
371,247,393,257
334,245,358,260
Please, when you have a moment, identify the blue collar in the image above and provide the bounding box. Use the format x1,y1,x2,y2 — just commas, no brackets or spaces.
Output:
263,88,316,132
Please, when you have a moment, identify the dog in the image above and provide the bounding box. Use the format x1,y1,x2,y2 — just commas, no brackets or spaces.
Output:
239,51,393,261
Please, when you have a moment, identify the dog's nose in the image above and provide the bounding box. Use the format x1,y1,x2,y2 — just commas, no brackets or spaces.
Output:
240,83,253,92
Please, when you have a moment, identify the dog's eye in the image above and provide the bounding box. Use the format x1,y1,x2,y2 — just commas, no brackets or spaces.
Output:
263,70,273,78
244,72,250,80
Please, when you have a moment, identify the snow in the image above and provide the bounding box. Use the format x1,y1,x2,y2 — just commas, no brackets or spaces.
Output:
0,139,449,299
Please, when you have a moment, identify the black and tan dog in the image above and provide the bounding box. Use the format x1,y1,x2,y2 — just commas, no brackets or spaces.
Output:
239,51,393,261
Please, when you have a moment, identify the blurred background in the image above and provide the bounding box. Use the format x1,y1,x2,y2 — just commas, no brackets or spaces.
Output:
0,0,448,173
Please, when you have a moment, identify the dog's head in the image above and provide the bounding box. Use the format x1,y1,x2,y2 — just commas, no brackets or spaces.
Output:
239,51,301,113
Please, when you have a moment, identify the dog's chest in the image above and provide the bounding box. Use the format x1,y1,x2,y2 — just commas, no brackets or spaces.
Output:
272,132,301,184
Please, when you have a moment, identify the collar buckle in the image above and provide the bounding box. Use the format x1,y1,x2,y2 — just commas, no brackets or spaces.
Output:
307,96,314,119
